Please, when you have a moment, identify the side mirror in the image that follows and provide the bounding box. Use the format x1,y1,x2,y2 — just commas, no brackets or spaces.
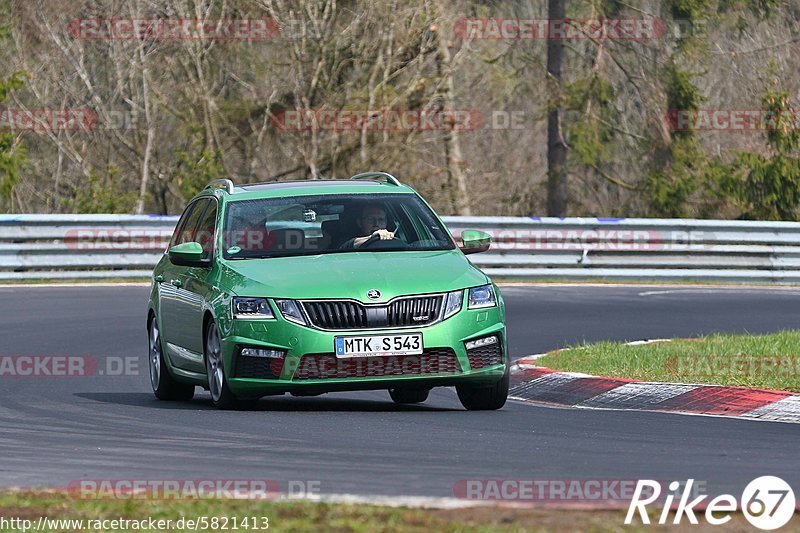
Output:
459,229,491,255
168,242,208,267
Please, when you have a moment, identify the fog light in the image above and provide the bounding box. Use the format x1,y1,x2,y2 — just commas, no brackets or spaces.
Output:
240,348,286,359
465,335,498,350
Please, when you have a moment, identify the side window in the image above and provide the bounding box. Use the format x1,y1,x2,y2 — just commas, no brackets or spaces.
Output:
176,199,210,245
196,201,218,261
169,201,198,248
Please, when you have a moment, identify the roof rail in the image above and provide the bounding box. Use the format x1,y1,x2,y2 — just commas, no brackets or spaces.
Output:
350,172,401,186
204,178,234,194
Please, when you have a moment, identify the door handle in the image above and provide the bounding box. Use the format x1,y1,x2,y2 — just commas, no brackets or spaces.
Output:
154,275,164,283
171,279,182,288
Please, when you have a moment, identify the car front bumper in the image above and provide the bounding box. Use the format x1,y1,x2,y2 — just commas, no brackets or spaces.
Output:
220,304,507,397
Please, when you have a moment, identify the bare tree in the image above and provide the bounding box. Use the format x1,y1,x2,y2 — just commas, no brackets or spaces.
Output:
546,0,567,216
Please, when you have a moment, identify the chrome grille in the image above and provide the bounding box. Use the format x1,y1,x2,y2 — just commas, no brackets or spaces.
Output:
301,294,444,330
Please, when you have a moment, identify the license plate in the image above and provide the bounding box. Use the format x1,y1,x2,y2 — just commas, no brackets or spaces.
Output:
335,333,423,357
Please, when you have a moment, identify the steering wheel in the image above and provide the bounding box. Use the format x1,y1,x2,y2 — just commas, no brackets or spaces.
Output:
358,233,406,249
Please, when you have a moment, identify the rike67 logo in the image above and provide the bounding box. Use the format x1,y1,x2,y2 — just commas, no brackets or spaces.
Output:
626,477,795,530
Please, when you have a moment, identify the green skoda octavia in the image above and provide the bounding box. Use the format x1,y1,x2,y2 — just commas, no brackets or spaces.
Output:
147,172,508,410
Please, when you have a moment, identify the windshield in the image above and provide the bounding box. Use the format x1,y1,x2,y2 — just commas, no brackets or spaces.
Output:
222,193,455,259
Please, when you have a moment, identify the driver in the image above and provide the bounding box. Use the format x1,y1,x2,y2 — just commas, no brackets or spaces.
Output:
340,204,396,249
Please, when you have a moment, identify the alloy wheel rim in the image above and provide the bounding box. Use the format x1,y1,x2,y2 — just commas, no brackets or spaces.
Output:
207,326,223,402
149,320,161,390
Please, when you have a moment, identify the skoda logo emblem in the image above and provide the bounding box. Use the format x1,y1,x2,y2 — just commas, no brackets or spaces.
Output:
367,289,381,300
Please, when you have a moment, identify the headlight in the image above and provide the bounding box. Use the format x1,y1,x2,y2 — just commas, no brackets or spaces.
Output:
442,290,463,319
274,299,307,325
232,297,275,319
468,284,497,309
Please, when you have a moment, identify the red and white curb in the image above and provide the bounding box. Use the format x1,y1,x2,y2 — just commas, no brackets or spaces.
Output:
509,355,800,424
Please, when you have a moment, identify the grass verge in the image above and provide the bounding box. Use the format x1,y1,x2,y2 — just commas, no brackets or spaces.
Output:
535,330,800,392
0,491,774,532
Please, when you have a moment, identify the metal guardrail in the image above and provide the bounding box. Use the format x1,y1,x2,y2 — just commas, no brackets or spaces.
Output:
446,217,800,283
0,214,175,280
3,214,800,283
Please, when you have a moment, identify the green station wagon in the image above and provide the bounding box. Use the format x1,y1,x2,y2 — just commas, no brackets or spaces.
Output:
147,172,508,410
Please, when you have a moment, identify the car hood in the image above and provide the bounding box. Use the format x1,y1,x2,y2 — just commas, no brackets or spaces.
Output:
218,250,488,301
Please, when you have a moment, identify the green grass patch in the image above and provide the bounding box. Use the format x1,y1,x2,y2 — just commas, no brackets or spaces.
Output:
0,490,654,532
537,330,800,392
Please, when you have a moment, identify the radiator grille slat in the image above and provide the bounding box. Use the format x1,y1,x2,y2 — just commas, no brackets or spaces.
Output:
344,302,352,326
305,302,318,324
334,302,343,328
301,295,443,330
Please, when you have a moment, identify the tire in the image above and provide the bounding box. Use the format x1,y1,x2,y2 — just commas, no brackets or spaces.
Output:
149,316,194,401
389,388,430,404
456,367,509,411
205,320,255,410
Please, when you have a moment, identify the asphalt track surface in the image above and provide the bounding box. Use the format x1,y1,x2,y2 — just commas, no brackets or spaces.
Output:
1,284,799,499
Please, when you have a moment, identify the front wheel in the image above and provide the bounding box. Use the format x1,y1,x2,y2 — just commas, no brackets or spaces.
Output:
205,321,255,410
456,368,509,411
149,316,194,401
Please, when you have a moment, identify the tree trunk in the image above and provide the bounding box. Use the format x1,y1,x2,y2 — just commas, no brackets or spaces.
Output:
135,39,154,215
435,20,471,215
546,0,568,217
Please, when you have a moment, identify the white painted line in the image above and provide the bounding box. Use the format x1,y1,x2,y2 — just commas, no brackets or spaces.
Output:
514,353,548,364
511,364,543,372
497,282,800,291
624,339,672,346
309,493,495,509
0,283,150,288
638,288,800,296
